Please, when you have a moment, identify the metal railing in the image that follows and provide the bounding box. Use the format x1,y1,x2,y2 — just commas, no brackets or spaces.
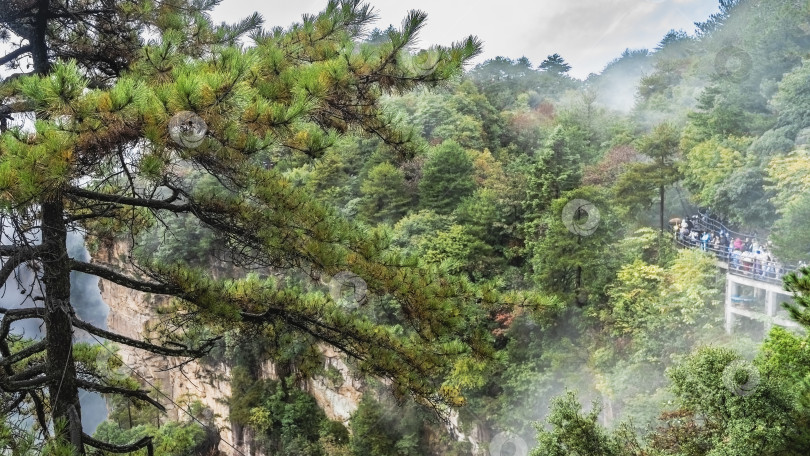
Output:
672,212,802,286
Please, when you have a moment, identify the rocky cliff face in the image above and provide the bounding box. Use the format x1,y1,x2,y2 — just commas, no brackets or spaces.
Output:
94,241,367,455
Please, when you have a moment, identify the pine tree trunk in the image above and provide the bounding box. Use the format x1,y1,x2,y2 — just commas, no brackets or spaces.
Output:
659,184,665,234
32,0,51,75
42,198,84,453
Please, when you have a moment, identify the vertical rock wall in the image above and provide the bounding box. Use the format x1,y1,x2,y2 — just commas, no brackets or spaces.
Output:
95,241,368,455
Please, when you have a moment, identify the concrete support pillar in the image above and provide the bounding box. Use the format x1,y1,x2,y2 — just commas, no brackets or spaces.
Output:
725,273,735,334
764,290,778,333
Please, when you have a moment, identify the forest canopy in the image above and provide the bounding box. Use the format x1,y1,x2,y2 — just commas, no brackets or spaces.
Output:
2,0,810,455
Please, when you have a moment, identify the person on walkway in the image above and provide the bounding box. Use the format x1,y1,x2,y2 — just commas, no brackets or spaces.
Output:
753,250,763,276
733,237,743,251
731,248,741,270
727,239,734,261
701,231,710,251
712,234,721,253
741,250,754,273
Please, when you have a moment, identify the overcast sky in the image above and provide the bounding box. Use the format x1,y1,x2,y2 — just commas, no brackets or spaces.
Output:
212,0,720,79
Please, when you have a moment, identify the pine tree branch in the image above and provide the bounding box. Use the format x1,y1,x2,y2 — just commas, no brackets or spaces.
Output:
83,433,154,455
0,307,46,341
0,393,25,415
69,260,181,295
0,339,46,367
0,373,52,391
0,246,42,286
0,44,32,67
65,186,191,212
29,391,49,435
7,362,46,382
0,245,24,255
76,379,165,412
71,316,219,359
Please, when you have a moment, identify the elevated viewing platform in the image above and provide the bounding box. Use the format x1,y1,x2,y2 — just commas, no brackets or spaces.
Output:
672,212,804,336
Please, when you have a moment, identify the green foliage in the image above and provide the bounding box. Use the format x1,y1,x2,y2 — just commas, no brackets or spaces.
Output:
418,140,476,214
134,213,216,266
419,224,498,280
681,136,749,209
594,248,721,361
93,420,208,456
359,162,413,224
663,346,802,455
390,210,455,255
530,391,626,456
348,394,433,456
766,150,810,261
758,327,810,408
524,125,583,218
531,346,810,456
0,0,494,450
229,366,349,455
771,59,810,135
614,123,682,228
527,186,621,303
538,54,572,75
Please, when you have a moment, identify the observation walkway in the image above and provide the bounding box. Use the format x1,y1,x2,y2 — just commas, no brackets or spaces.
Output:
672,212,803,335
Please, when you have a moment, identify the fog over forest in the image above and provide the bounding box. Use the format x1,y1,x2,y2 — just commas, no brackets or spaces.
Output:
1,1,810,455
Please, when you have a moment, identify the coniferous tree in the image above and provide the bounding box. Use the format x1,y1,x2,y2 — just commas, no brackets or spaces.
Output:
418,140,476,214
614,123,682,232
359,162,412,223
0,1,490,453
538,53,571,75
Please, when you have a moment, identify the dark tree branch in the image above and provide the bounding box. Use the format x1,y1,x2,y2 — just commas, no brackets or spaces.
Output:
0,246,42,286
0,393,25,415
29,391,49,435
69,260,181,295
71,316,219,358
65,205,121,223
0,307,46,341
0,339,46,367
66,186,191,212
0,44,32,67
0,374,52,391
76,379,165,412
0,245,24,256
240,309,368,362
83,433,154,456
7,362,46,381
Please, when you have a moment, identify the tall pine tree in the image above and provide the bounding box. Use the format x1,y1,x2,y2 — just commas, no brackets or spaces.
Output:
0,1,489,453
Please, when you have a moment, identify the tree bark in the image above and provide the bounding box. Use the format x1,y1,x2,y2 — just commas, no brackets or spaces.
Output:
42,198,84,453
32,0,51,75
659,184,665,234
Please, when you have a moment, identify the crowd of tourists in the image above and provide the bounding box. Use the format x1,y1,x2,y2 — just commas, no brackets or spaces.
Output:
672,215,795,280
